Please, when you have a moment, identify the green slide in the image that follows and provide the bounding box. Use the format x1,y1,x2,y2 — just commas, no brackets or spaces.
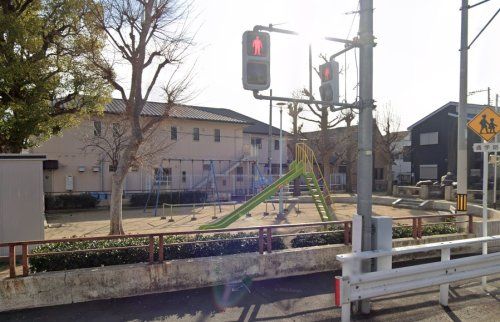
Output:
199,161,303,230
199,159,333,230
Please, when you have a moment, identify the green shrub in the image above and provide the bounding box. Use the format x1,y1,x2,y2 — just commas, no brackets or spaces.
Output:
129,191,208,207
44,193,98,210
29,233,286,273
392,223,458,239
392,224,414,239
422,223,458,236
290,230,344,248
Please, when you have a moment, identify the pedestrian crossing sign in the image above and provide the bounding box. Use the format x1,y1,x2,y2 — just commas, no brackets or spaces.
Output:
467,106,500,142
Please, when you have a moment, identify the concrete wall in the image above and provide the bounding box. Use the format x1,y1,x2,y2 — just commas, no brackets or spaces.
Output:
473,219,500,248
0,155,45,257
0,234,473,312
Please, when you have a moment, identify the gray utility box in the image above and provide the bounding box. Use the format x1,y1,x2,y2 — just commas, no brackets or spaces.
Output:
0,154,46,257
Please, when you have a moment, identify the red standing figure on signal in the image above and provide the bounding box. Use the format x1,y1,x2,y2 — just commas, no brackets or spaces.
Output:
323,67,331,81
252,35,263,56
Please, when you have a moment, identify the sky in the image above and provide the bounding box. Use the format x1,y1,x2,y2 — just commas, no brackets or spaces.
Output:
119,0,500,133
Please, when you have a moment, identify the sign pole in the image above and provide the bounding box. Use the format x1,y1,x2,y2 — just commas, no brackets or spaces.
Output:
482,148,488,288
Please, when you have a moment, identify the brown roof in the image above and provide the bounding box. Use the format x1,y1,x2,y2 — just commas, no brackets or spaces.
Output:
105,99,248,124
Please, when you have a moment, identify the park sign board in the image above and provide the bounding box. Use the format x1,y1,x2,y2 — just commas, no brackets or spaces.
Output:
467,106,500,142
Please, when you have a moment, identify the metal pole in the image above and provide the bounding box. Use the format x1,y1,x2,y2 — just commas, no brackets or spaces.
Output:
358,0,374,314
457,0,468,211
279,105,284,216
309,44,313,99
269,89,273,182
482,149,488,287
495,94,499,208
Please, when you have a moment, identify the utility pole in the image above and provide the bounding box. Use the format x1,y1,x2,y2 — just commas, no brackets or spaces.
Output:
457,0,468,212
357,0,374,314
268,89,273,182
495,93,499,208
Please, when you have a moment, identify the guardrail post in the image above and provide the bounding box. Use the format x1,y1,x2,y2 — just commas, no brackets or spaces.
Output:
149,236,155,263
22,244,29,277
9,245,16,278
158,235,164,262
439,248,450,306
266,227,272,253
468,214,474,234
417,218,423,238
412,218,417,239
258,228,264,254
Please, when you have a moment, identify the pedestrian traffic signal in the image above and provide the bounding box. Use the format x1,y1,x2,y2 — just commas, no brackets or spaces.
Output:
318,60,339,104
243,31,270,91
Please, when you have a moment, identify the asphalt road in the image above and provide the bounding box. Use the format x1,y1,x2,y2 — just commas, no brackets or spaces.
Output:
1,272,499,322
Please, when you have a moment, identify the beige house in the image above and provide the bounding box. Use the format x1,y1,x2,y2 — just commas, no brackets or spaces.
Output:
33,99,288,198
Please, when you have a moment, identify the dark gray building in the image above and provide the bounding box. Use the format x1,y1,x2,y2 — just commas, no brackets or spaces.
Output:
408,101,486,186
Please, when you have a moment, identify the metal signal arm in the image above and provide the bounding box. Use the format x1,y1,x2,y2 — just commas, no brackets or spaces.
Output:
252,91,356,112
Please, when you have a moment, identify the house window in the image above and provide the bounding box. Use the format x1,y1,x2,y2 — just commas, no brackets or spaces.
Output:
93,121,102,136
419,164,438,180
193,128,200,141
203,164,211,171
271,164,280,175
171,126,177,140
182,171,186,183
236,166,244,182
108,164,116,172
274,139,280,150
402,146,411,162
251,137,262,149
214,129,221,142
374,168,384,180
112,123,120,138
420,132,438,145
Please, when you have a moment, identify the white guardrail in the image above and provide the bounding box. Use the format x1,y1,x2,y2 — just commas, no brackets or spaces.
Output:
334,235,500,322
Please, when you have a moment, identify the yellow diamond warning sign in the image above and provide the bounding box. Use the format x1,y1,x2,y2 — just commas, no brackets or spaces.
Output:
468,106,500,142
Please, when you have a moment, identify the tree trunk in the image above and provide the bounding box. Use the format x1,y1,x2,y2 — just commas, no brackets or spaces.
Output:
386,163,393,196
108,138,139,235
109,173,125,235
345,164,352,193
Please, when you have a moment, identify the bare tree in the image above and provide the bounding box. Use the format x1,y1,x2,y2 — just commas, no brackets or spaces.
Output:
299,88,352,193
376,106,403,195
87,0,194,234
81,117,176,175
286,92,304,196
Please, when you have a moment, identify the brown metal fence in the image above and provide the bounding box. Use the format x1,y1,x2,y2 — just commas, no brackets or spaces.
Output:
0,214,474,278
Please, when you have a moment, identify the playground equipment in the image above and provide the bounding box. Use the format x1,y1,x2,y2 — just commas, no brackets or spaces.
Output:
199,143,333,229
251,162,270,195
143,159,168,216
201,160,222,212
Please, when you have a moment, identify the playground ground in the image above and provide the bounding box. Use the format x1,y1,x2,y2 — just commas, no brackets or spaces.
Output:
44,200,445,239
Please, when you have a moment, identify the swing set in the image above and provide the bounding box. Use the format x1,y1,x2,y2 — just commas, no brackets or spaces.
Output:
143,158,248,216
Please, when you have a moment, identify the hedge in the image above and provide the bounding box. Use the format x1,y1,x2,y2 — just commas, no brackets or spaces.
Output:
129,191,208,207
29,233,285,273
291,230,344,248
291,223,459,248
45,193,98,210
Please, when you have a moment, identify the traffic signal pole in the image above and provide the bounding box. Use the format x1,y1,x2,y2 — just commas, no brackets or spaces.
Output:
457,0,468,212
357,0,374,314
